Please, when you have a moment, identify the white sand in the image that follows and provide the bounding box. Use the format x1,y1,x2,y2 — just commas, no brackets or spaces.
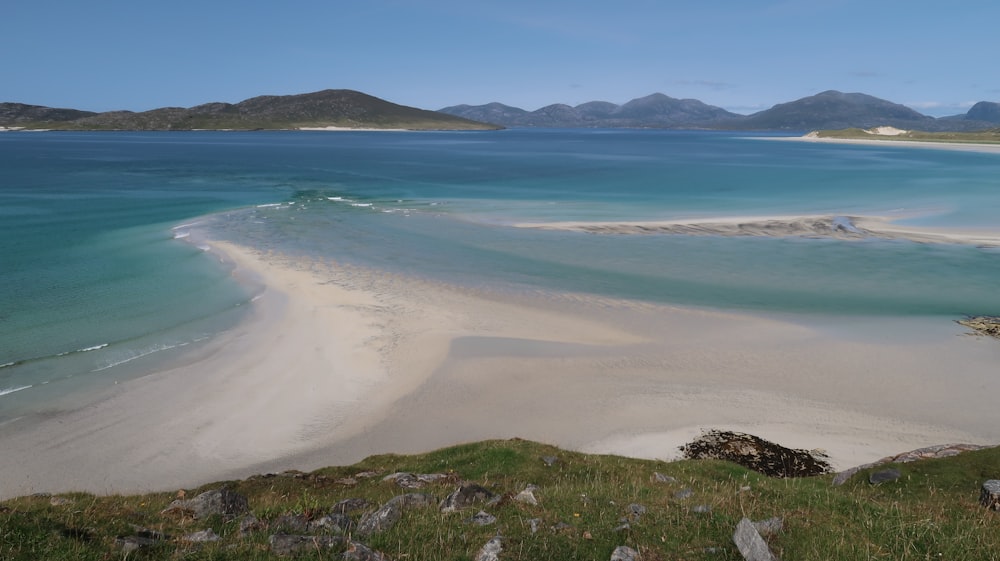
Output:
2,241,999,500
769,133,1000,154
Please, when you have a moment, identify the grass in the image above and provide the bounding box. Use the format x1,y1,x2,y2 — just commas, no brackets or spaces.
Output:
815,127,1000,144
2,438,999,560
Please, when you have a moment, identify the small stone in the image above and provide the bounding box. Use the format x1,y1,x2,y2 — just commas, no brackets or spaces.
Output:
583,530,593,540
541,455,559,466
467,510,497,526
692,504,712,514
183,529,221,542
869,468,902,485
652,472,676,483
529,518,542,533
514,484,539,505
614,523,631,532
674,488,693,500
551,521,573,532
475,536,502,561
343,540,392,561
441,483,496,512
610,545,641,561
980,480,1000,510
627,503,646,516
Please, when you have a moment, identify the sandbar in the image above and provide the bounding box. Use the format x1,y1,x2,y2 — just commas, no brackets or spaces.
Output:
2,239,999,500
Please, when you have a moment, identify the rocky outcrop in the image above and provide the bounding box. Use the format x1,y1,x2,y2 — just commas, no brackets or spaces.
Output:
958,316,1000,339
980,480,1000,510
833,443,990,485
162,488,249,519
680,430,832,477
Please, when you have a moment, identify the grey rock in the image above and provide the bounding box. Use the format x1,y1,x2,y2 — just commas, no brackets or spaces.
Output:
272,513,310,534
528,518,542,533
468,510,497,526
674,488,693,500
614,523,631,532
551,521,573,532
343,540,392,561
753,517,783,536
311,513,351,533
514,485,539,506
475,536,503,561
357,493,437,536
165,488,249,519
239,513,264,536
627,503,647,516
440,483,496,512
382,472,452,489
692,504,712,514
269,534,344,555
115,535,159,553
610,545,641,561
333,498,371,514
652,472,676,484
980,480,1000,510
869,468,902,485
732,518,779,561
183,528,221,542
541,455,559,466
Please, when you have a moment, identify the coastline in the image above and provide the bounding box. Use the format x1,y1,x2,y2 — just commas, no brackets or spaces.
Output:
3,238,1000,500
765,133,1000,154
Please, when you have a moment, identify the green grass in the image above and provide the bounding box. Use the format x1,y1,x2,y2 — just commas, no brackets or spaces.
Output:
3,439,999,560
816,127,1000,144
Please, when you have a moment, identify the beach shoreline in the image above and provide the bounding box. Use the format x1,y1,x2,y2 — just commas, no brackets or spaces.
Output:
764,133,1000,154
3,238,1000,500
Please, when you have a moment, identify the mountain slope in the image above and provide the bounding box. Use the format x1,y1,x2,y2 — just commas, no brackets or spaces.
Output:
731,90,935,131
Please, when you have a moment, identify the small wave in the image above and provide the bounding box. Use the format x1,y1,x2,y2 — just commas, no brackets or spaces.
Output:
172,221,203,230
173,231,190,239
91,343,181,372
78,343,109,353
0,385,32,397
256,203,284,208
350,203,373,208
0,361,16,369
327,196,345,201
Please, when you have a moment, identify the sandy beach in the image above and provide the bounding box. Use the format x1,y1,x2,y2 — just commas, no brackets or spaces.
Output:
2,238,999,500
767,133,1000,155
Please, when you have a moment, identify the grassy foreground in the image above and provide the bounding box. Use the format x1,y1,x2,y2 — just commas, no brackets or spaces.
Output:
2,439,999,560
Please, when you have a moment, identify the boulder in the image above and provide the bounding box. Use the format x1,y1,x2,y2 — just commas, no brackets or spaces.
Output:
182,529,220,543
357,493,437,536
514,484,539,506
475,536,503,561
732,518,779,561
269,534,344,556
869,468,902,485
610,545,641,561
164,488,249,520
440,483,496,512
343,540,392,561
980,480,1000,510
467,510,497,526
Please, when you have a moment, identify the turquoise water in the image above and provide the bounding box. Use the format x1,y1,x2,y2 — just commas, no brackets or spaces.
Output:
2,129,999,417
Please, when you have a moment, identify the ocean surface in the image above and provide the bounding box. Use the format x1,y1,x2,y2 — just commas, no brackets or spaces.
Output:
2,129,999,419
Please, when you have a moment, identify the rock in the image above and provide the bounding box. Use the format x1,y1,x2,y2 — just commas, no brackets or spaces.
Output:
49,496,73,506
343,540,392,561
357,493,437,536
652,472,676,484
732,518,779,561
610,545,641,561
382,472,453,489
551,521,573,532
692,504,712,514
333,498,371,514
529,518,542,533
272,513,311,534
164,488,249,520
514,484,539,506
115,528,169,552
626,503,646,518
674,488,693,500
269,534,345,556
681,430,831,478
753,517,783,536
440,483,496,512
834,443,989,485
239,514,265,536
312,513,352,533
467,510,497,526
475,536,503,561
869,468,902,485
614,523,631,532
980,480,1000,510
958,316,1000,339
183,528,221,542
541,455,559,466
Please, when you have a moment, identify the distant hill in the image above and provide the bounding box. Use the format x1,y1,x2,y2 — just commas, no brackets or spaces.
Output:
441,90,1000,132
440,93,741,128
0,90,501,131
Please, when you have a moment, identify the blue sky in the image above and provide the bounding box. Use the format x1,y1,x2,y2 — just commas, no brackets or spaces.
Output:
4,0,998,116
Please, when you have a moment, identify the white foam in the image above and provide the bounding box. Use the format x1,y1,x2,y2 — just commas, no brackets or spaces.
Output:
78,343,109,353
256,203,284,208
0,362,14,369
173,231,190,239
327,196,345,201
0,385,32,397
91,343,180,372
350,203,373,208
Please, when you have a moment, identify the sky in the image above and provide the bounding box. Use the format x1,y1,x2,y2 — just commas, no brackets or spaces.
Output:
3,0,998,117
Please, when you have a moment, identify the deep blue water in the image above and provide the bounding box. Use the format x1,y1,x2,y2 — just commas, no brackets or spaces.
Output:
2,129,999,416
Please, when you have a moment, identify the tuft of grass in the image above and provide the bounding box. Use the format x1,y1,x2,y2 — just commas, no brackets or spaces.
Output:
2,439,999,560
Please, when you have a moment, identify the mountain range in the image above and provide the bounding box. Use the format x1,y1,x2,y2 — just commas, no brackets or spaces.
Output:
3,89,999,132
441,91,1000,131
0,89,499,131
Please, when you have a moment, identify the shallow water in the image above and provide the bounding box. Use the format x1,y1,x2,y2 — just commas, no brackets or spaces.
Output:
2,129,999,417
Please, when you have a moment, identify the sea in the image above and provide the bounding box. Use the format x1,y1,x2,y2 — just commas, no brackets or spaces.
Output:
2,129,999,421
